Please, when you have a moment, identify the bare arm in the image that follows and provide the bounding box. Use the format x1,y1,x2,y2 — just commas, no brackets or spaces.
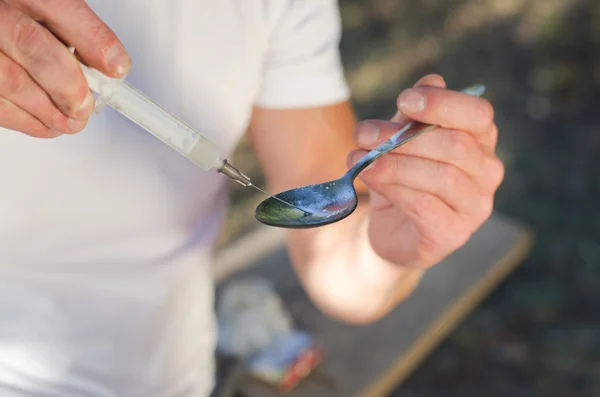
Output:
248,101,425,324
248,74,503,324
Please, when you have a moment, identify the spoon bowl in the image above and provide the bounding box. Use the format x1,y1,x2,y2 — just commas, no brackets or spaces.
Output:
255,174,358,228
255,85,486,229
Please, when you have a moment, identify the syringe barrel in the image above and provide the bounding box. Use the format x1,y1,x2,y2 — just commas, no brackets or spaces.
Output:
80,63,224,171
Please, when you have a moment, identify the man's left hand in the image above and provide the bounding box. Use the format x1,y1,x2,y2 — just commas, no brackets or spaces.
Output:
347,74,504,269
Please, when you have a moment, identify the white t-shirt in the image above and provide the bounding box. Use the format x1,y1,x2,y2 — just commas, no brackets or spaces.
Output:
0,1,350,396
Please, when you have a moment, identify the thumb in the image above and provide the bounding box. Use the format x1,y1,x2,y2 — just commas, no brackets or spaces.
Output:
391,74,447,123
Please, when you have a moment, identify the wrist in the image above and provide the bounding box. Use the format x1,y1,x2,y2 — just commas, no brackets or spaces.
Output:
314,204,423,324
287,202,424,325
349,209,425,302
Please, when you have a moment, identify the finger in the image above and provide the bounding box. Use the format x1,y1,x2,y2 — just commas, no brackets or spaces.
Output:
0,2,94,120
0,96,60,138
353,119,498,187
391,74,446,124
395,86,496,151
347,150,494,220
367,184,471,266
414,73,447,89
7,0,131,78
0,50,86,134
488,122,499,151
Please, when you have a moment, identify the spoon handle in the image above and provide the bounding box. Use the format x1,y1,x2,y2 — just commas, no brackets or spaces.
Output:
346,84,487,180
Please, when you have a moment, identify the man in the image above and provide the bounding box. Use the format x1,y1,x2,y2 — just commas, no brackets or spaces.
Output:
0,0,504,396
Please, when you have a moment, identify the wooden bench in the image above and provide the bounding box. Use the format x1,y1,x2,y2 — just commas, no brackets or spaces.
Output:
215,212,534,397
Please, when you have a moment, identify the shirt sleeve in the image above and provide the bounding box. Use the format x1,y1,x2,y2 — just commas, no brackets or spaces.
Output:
254,0,351,108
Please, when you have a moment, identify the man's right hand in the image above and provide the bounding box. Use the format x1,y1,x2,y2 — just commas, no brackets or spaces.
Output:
0,0,131,138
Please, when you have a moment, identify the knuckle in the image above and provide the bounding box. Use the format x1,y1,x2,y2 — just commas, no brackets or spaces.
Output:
487,156,505,188
437,162,461,193
446,130,469,157
89,22,119,52
13,17,49,61
480,100,495,129
0,59,29,95
63,1,120,54
489,123,499,146
477,196,494,220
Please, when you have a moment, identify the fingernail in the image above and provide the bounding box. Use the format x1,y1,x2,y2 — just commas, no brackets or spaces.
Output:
398,90,427,113
48,129,63,138
75,90,95,119
358,121,380,146
67,117,87,133
106,43,131,76
365,162,375,172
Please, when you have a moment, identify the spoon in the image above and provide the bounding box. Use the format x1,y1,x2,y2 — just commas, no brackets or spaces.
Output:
254,84,487,229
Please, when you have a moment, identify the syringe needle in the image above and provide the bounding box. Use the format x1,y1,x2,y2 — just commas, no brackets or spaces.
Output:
217,160,311,214
248,184,310,214
217,159,252,187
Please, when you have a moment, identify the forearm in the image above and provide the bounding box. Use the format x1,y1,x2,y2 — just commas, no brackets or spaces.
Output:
249,102,424,324
250,76,501,325
286,199,425,324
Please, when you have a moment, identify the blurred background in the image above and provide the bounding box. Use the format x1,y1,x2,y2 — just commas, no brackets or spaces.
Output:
218,0,600,395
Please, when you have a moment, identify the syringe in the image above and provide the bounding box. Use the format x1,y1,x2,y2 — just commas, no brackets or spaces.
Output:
79,62,251,187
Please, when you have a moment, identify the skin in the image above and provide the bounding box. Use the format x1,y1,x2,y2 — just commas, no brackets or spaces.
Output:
0,0,130,138
249,74,504,324
0,1,504,325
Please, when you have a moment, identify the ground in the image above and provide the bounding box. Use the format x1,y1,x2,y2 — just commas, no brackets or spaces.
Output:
218,0,600,396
